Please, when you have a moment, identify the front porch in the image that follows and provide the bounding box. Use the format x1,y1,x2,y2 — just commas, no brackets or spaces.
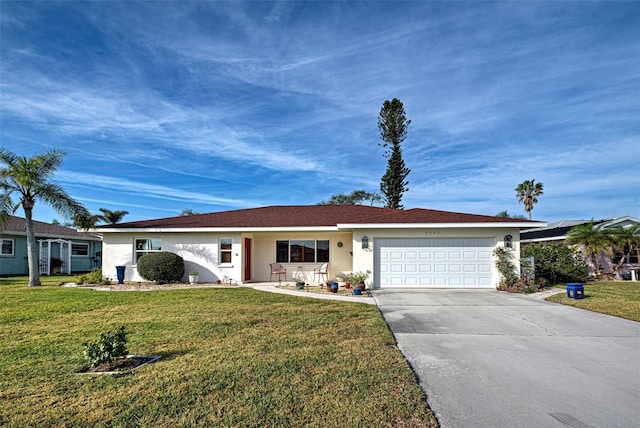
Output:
241,231,355,283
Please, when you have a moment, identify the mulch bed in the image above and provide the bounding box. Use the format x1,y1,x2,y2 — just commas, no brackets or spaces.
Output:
78,356,160,374
68,281,238,290
277,284,367,297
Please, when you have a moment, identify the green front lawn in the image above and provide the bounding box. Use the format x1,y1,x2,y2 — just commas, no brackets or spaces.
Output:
547,281,640,322
0,276,438,427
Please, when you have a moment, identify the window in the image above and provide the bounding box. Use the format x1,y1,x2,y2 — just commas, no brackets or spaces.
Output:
134,238,162,263
276,240,329,263
0,239,14,256
220,238,233,264
71,243,89,256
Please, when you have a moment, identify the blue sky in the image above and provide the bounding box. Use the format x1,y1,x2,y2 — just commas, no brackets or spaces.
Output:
1,1,638,224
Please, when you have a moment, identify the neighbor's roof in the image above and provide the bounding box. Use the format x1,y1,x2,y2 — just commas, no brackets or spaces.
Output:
98,205,542,231
521,216,640,242
1,216,101,240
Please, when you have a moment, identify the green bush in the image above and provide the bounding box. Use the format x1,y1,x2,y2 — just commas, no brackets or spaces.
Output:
493,247,519,289
76,269,111,285
82,325,128,367
136,251,185,283
522,243,589,284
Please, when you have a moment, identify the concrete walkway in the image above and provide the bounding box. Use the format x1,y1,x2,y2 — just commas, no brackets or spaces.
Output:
374,289,640,428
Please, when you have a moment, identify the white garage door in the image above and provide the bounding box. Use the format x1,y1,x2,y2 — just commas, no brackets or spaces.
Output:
376,238,494,288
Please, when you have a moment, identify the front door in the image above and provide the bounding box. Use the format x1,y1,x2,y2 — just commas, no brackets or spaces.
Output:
244,238,252,281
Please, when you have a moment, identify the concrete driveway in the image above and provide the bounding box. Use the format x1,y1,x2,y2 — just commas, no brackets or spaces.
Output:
374,289,640,428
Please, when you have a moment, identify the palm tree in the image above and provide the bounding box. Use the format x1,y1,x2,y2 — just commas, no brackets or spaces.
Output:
97,208,129,224
515,179,544,220
0,148,89,286
566,221,613,279
608,224,640,267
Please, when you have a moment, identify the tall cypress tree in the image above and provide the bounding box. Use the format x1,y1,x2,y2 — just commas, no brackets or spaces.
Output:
378,98,411,209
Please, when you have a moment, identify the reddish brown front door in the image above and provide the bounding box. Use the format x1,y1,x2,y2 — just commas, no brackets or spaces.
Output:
244,238,252,281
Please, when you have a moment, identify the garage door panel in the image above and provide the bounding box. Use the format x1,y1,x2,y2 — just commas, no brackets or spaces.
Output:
377,238,494,289
463,251,477,260
434,251,447,260
390,264,403,273
434,264,447,273
434,277,447,286
463,264,477,273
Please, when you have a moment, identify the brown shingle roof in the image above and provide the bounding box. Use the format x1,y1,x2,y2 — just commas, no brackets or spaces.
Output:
99,205,535,229
1,215,99,239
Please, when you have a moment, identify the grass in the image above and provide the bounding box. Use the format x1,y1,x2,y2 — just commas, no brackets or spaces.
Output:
0,275,438,427
547,281,640,322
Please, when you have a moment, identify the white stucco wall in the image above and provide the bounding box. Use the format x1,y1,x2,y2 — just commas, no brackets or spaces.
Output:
350,227,522,288
102,232,242,283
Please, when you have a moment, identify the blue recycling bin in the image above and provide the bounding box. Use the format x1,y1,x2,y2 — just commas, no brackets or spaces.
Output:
566,283,584,299
116,266,126,284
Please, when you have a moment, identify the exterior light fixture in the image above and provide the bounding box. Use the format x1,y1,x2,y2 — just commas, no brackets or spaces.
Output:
504,235,513,249
362,236,369,250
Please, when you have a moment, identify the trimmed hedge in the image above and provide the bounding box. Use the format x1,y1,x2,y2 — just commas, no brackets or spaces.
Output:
136,252,185,283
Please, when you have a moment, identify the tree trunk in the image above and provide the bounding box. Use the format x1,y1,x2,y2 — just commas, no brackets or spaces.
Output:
24,208,42,286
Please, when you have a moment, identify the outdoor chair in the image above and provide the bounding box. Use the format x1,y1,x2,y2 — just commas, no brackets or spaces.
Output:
313,263,329,284
269,263,287,282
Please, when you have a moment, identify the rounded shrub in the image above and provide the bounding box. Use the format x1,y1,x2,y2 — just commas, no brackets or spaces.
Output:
136,252,185,283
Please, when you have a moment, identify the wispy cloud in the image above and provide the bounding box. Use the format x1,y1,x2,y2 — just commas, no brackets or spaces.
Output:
56,171,257,208
2,1,638,222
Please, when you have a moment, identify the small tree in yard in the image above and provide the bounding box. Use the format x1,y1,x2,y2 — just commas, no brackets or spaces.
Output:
378,98,411,209
83,325,128,368
0,148,90,286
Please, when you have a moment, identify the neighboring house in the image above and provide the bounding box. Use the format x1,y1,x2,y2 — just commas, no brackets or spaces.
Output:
0,216,103,276
521,216,640,277
97,205,543,289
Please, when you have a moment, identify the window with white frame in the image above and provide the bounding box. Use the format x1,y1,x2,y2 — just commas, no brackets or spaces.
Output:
276,240,329,263
219,238,233,264
71,243,89,256
0,239,14,256
134,238,162,263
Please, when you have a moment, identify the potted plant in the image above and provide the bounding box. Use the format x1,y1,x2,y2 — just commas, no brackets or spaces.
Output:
294,271,306,290
188,271,199,285
335,272,353,289
351,270,371,295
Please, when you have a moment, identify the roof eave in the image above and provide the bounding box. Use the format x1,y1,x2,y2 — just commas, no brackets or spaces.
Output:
338,222,546,229
96,226,340,233
0,231,102,241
